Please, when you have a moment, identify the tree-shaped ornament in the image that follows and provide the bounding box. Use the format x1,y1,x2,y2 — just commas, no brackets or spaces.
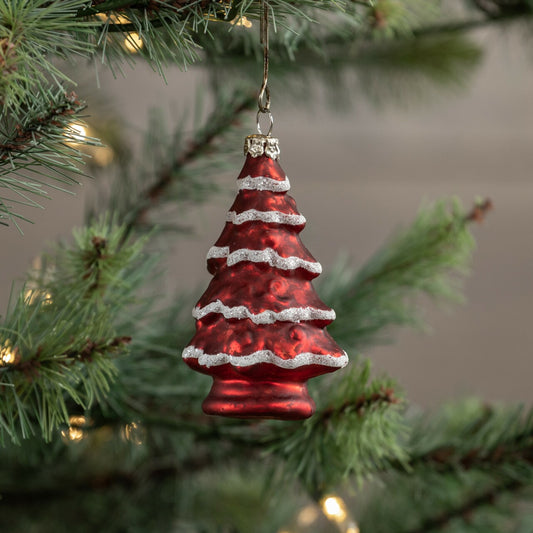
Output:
182,135,348,419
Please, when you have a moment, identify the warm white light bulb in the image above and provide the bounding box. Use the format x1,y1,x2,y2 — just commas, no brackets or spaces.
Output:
61,415,89,443
297,504,319,526
92,145,114,167
346,525,360,533
0,340,17,365
124,32,143,53
321,495,347,523
231,15,252,27
70,123,87,141
122,421,145,445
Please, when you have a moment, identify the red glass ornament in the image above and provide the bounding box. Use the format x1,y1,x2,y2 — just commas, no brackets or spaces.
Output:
182,135,348,419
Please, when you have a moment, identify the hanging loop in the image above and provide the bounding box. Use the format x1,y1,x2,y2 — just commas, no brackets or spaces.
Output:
256,109,274,136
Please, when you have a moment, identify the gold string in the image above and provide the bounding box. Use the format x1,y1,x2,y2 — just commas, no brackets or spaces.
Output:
257,0,271,114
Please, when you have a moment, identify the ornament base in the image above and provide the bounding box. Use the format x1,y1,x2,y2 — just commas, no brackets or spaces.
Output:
202,378,315,420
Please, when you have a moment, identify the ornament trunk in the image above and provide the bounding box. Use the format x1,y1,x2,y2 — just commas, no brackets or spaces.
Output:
182,135,348,419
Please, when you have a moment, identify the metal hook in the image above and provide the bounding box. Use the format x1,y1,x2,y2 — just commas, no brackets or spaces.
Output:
256,109,274,136
257,0,272,130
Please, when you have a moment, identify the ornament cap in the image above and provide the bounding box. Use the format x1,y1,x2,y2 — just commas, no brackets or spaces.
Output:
244,134,280,160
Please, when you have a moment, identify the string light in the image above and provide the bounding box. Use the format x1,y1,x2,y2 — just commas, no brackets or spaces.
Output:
96,13,130,24
205,12,252,27
61,415,89,443
69,123,87,143
96,12,144,54
64,123,115,167
297,505,320,527
24,289,53,306
321,495,348,523
230,15,252,27
346,525,360,533
0,340,18,365
319,495,360,533
124,33,143,53
121,422,145,445
91,145,114,167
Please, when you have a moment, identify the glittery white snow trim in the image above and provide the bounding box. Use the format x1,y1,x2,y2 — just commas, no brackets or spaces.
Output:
207,246,229,259
193,300,335,325
207,246,322,274
182,346,349,369
237,175,290,192
226,210,306,226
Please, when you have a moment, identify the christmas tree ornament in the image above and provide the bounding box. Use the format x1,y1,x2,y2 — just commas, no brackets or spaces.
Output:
181,0,348,419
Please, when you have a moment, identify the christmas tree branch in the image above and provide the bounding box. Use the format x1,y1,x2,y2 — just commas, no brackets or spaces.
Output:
0,443,247,503
319,386,400,422
130,91,254,226
0,91,96,227
414,12,532,37
358,401,533,531
267,361,407,497
1,0,525,228
398,402,533,484
0,218,150,443
0,93,85,157
102,89,255,236
404,479,526,533
322,198,489,351
408,435,533,474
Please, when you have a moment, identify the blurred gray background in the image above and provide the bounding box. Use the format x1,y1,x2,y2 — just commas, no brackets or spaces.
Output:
1,28,532,408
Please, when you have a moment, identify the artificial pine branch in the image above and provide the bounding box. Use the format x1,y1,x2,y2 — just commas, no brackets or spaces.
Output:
266,361,407,497
318,386,400,422
0,91,96,226
357,401,533,532
0,93,85,157
323,198,490,351
404,479,526,533
413,3,533,36
0,218,150,443
117,89,256,237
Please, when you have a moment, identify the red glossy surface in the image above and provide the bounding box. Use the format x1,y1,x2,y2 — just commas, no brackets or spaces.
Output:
237,154,286,181
188,359,342,383
198,263,332,319
208,222,316,273
203,379,314,420
193,317,343,364
183,152,347,419
230,190,301,217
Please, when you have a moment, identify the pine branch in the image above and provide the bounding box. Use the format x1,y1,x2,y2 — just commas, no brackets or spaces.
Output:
358,401,533,532
267,361,407,497
322,198,489,351
0,440,250,504
319,387,400,422
413,4,533,37
408,434,533,474
102,89,255,237
0,92,86,157
0,218,150,443
405,479,526,533
131,92,253,225
399,399,533,480
0,0,95,111
0,90,97,227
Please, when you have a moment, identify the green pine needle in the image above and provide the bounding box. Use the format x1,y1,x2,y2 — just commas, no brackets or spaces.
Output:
322,198,476,351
